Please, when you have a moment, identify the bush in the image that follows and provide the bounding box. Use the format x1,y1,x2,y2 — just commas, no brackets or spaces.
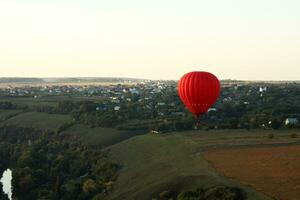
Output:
177,186,244,200
159,190,172,199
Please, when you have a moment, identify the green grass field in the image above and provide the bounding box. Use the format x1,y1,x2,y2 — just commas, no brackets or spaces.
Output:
2,112,71,132
0,109,23,122
0,95,105,109
1,96,58,108
106,133,273,200
61,124,146,147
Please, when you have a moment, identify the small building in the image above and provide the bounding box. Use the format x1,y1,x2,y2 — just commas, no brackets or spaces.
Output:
171,112,184,116
157,102,166,106
259,87,267,93
208,108,217,112
114,106,121,111
285,118,298,126
96,105,107,111
151,130,160,134
129,88,139,94
168,102,176,107
96,107,101,111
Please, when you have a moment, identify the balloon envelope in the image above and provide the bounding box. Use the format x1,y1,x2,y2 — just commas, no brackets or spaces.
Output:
178,71,220,117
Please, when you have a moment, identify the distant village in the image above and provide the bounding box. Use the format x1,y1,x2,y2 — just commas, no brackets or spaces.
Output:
0,79,299,131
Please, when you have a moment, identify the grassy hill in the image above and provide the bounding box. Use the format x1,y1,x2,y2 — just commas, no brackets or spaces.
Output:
2,112,71,132
61,124,146,147
106,133,273,200
0,96,104,109
0,109,23,122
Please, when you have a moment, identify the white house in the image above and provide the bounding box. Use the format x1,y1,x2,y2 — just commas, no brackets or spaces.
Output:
259,87,267,92
129,88,139,94
114,106,121,111
157,102,166,106
96,107,101,111
208,108,217,112
285,118,298,126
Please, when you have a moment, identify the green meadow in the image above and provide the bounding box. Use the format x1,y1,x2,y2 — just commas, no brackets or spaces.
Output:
106,133,273,200
2,112,71,132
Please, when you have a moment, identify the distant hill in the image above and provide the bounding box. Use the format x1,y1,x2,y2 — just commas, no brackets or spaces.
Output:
0,78,45,83
1,77,298,84
0,77,148,84
43,77,148,83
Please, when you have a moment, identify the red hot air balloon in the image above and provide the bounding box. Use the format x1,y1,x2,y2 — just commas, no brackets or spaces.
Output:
178,71,220,122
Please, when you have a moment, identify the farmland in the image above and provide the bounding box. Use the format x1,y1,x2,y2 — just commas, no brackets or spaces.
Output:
204,145,300,200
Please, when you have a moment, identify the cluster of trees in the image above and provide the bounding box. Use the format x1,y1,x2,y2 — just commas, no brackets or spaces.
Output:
212,84,300,130
53,100,123,128
153,185,244,200
0,101,15,110
0,101,28,111
50,99,190,131
0,126,119,200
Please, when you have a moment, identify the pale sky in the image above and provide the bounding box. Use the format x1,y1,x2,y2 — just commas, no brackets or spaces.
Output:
0,0,300,80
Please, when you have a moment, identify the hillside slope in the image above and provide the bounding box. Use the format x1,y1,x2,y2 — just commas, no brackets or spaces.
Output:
106,134,272,200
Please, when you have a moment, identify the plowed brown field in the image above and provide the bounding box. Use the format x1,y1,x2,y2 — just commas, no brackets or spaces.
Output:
204,145,300,200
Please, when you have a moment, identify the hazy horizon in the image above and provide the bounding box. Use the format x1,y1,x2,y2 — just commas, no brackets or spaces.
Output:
1,76,300,82
1,0,300,80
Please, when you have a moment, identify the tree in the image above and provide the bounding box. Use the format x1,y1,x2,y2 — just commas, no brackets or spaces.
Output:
82,178,99,198
177,186,244,200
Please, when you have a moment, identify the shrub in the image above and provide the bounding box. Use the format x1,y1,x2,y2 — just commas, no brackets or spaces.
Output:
159,190,172,199
177,186,244,200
